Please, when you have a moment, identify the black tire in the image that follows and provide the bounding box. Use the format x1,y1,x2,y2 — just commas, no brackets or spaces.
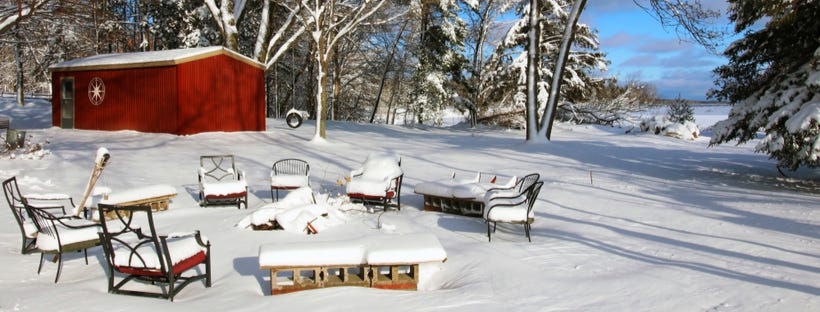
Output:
286,112,303,128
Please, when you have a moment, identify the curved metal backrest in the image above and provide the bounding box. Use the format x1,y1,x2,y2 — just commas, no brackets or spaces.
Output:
272,159,310,176
24,205,62,249
525,181,544,215
516,173,540,193
200,155,238,182
98,204,166,273
2,176,28,228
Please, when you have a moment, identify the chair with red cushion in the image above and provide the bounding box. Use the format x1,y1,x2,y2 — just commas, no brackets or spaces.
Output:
97,203,212,301
270,158,310,202
345,152,403,211
198,155,247,209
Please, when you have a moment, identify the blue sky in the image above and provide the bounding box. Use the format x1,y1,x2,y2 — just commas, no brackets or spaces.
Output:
580,0,732,101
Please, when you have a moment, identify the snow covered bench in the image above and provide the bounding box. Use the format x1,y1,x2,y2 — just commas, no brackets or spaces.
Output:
414,172,517,217
94,184,177,221
258,233,447,295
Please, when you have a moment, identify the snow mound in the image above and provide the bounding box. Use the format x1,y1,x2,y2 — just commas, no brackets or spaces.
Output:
640,115,700,140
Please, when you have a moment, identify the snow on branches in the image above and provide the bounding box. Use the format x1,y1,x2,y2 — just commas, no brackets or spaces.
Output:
711,47,820,170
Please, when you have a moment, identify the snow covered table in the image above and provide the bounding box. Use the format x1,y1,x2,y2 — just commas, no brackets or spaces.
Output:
94,184,177,221
413,173,516,217
258,233,447,295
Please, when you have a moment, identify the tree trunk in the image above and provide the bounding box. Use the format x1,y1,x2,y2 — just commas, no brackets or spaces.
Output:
370,20,408,123
524,0,540,140
14,23,24,106
314,53,328,140
539,0,587,140
469,0,494,128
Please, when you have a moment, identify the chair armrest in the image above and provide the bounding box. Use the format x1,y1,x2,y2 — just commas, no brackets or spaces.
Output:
162,230,210,247
47,212,99,229
350,168,364,178
237,169,246,181
198,167,206,182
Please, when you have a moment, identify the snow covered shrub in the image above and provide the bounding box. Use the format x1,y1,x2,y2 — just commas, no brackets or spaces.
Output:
667,95,694,124
640,115,700,140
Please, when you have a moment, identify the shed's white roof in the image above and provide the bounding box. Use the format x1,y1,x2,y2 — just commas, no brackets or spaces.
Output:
50,46,264,72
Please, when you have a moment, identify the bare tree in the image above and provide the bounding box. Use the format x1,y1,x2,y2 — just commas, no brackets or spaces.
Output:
294,0,389,140
0,0,49,36
635,0,724,52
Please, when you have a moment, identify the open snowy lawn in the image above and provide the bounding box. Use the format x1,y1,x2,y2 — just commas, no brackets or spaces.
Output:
1,98,818,311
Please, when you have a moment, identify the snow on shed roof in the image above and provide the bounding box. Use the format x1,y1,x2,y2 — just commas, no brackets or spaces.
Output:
49,46,265,72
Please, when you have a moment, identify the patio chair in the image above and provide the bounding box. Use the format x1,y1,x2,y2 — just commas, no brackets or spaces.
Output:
97,203,212,301
198,155,247,209
3,176,78,255
270,159,310,202
24,203,101,282
483,180,544,242
345,152,403,211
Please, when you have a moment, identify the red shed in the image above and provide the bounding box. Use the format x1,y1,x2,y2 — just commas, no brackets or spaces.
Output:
49,46,266,135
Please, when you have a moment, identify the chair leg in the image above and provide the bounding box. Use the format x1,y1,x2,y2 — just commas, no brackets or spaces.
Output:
486,221,492,242
37,253,45,274
525,223,532,242
54,254,63,283
205,253,213,287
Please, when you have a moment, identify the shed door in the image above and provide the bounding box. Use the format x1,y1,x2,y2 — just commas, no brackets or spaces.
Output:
60,77,74,129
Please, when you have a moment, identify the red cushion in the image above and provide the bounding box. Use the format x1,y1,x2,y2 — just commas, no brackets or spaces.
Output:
204,192,246,200
347,191,394,200
115,251,207,277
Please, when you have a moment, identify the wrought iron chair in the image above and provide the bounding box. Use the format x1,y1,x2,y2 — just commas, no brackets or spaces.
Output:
97,203,212,301
270,158,310,202
24,203,101,282
483,179,544,242
345,152,403,211
198,154,247,209
2,176,78,255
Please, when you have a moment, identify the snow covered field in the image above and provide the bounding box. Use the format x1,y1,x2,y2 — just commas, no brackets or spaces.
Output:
1,97,818,311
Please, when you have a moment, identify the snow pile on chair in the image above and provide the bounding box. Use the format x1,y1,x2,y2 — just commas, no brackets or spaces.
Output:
237,187,367,233
344,152,402,197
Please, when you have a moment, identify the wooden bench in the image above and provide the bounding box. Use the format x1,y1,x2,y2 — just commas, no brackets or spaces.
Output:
95,185,177,220
258,233,447,295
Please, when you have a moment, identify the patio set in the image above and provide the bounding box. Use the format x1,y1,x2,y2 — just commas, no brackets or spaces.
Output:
2,150,542,300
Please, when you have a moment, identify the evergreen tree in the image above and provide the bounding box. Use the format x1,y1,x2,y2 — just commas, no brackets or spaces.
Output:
709,1,820,170
482,0,606,129
410,0,469,125
667,95,694,124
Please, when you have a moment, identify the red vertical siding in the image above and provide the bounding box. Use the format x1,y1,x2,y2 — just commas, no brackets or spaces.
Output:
51,49,264,135
176,54,265,135
52,67,178,133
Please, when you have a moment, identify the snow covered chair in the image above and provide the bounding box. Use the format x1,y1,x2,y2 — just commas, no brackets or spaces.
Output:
24,201,101,282
270,158,310,202
2,176,81,255
484,179,543,242
198,155,247,209
97,203,212,301
345,152,403,211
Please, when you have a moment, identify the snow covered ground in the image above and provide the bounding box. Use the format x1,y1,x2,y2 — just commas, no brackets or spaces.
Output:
1,97,818,311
